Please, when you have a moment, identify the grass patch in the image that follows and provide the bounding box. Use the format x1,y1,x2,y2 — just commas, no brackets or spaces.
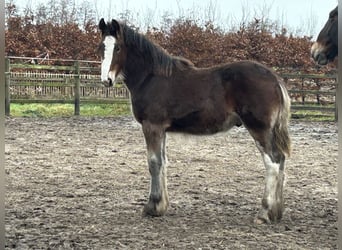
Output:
290,103,336,122
9,103,336,122
9,103,131,117
291,110,335,122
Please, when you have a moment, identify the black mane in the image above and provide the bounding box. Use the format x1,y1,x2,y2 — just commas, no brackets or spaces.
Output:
119,22,195,76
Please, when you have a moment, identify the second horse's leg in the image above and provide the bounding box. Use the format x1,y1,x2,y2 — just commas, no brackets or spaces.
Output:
142,121,168,216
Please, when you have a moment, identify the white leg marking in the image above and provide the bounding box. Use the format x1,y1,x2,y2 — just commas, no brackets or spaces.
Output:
148,152,165,198
263,154,280,207
101,36,116,82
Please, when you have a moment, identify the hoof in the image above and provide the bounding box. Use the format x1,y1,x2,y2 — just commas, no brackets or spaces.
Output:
268,203,283,222
142,199,168,217
254,215,270,224
256,204,283,224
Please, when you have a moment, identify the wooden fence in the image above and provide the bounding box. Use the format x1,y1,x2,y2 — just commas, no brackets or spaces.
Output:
5,58,130,116
282,73,337,120
4,57,338,120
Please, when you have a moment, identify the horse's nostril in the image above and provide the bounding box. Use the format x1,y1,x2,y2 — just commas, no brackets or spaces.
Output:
312,53,319,61
108,78,113,86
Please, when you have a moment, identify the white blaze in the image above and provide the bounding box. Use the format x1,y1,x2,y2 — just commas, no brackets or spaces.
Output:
101,36,116,82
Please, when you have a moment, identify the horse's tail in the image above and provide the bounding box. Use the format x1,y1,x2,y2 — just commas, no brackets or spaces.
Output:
273,79,291,157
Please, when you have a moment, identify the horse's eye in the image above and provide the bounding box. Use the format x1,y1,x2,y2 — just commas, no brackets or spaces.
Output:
114,45,120,52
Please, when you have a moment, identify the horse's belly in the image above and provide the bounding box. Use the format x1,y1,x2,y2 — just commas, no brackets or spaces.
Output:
168,111,241,135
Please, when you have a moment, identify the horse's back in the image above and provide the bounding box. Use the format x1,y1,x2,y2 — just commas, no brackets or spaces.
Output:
220,60,280,86
220,60,283,104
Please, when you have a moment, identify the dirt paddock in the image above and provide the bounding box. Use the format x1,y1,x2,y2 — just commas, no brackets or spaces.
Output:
5,116,337,249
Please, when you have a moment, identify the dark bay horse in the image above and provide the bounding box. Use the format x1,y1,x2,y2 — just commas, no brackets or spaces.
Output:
311,6,338,65
97,18,291,223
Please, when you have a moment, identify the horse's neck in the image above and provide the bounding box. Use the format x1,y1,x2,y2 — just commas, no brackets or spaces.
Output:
123,53,152,92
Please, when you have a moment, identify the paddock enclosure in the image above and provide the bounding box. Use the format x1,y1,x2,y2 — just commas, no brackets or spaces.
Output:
5,58,338,120
5,116,337,249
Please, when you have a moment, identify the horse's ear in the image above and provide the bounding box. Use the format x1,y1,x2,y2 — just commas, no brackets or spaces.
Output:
329,6,338,18
99,18,106,33
111,19,121,38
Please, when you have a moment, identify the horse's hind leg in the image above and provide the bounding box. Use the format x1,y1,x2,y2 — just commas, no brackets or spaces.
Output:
257,141,285,224
142,121,169,216
250,129,287,224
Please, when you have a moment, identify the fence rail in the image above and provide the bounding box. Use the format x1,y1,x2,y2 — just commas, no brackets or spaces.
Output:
282,72,337,119
4,58,338,120
5,58,130,116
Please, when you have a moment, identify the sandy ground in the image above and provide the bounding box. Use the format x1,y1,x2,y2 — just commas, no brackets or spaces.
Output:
5,116,337,249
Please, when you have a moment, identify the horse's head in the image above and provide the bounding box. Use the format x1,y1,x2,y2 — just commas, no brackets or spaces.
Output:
97,18,126,87
311,6,338,65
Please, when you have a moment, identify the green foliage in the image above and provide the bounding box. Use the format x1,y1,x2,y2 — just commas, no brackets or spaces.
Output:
10,103,131,117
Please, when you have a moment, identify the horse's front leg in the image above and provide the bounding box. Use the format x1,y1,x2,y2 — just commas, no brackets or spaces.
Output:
142,121,168,216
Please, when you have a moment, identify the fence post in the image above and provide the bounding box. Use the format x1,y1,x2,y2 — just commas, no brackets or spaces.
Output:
5,58,10,116
74,61,80,116
335,77,338,121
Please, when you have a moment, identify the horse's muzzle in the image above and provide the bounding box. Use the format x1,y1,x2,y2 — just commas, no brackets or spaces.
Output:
310,42,337,66
312,53,328,65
